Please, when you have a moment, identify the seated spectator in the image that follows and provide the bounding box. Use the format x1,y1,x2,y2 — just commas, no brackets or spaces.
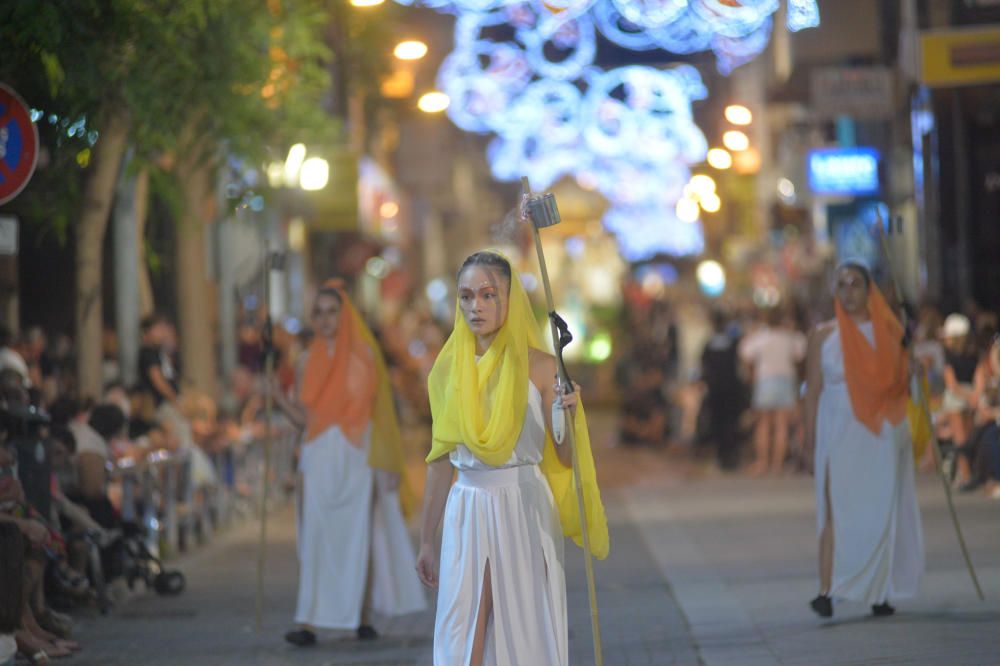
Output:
1,443,79,660
68,404,125,529
959,337,1000,496
47,426,115,576
0,521,20,666
0,328,29,387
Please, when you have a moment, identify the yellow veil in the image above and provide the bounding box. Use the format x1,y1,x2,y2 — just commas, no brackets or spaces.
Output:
425,250,609,559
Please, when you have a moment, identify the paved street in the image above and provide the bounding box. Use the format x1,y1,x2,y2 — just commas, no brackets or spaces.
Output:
71,415,1000,665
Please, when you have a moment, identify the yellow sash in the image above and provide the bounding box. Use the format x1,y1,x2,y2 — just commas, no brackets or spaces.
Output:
425,251,609,559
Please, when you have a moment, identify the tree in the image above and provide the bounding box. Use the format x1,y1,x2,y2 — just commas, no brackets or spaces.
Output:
1,0,340,398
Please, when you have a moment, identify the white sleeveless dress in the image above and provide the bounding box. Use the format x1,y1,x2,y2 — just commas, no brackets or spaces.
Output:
815,323,924,604
433,381,568,665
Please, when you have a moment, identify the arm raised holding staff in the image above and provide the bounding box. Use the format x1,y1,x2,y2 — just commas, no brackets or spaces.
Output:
417,248,608,666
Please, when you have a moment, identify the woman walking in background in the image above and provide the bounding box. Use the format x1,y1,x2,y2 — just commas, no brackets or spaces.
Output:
415,250,608,666
803,260,923,619
273,279,425,646
740,308,807,475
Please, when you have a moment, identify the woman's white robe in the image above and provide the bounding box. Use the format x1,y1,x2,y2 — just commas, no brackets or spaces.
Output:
295,424,426,628
815,323,924,605
434,382,568,665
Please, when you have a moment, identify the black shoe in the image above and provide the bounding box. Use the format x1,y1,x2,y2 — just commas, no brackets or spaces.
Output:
284,629,316,647
357,624,378,641
957,480,981,494
871,602,895,617
810,594,833,618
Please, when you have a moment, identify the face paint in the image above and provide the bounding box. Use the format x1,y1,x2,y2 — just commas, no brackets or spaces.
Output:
835,266,869,316
457,266,509,339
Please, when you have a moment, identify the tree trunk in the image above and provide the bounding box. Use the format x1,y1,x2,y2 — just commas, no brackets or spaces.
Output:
112,148,141,387
135,167,155,318
174,156,218,397
75,109,130,401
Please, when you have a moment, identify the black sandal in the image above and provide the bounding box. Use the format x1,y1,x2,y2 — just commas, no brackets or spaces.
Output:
284,629,316,647
871,602,895,617
810,594,833,618
356,625,378,641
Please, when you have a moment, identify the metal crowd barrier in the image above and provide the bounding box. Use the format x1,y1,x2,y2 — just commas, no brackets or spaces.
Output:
109,428,299,558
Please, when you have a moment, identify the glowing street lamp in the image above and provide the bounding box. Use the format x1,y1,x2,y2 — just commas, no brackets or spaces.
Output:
394,40,428,61
418,91,450,113
299,157,329,191
379,201,399,218
696,260,726,297
350,0,384,6
724,104,752,125
706,148,733,170
723,130,749,152
283,143,306,186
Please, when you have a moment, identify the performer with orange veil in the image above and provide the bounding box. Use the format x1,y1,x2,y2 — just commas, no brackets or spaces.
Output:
415,250,608,666
273,280,425,646
803,260,924,619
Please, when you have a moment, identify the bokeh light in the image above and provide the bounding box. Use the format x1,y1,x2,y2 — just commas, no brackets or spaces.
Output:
707,148,733,169
394,40,428,60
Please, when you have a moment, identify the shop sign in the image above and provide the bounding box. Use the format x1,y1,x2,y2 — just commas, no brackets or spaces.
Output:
921,25,1000,87
809,67,892,119
0,215,17,255
807,147,880,197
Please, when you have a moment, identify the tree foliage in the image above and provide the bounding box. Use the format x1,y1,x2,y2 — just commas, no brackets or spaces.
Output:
0,0,349,228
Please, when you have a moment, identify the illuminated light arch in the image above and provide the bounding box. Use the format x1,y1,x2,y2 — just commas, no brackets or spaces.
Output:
520,13,598,80
395,0,820,258
611,0,689,29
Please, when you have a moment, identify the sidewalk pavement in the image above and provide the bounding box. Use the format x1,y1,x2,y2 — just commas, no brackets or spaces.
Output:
622,472,1000,666
71,410,1000,665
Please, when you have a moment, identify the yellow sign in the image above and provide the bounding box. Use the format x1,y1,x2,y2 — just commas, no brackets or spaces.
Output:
306,148,358,231
921,25,1000,87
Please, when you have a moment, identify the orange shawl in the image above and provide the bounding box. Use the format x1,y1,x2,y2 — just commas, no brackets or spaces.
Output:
835,284,909,435
300,282,377,444
298,280,416,515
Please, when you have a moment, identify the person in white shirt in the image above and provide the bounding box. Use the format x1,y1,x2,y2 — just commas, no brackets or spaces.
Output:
739,309,807,475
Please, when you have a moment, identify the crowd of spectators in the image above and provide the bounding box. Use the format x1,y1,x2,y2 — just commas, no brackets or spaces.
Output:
0,315,276,665
613,288,1000,494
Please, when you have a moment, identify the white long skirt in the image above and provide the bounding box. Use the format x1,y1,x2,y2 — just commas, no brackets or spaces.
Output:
816,389,924,605
434,465,567,666
295,425,425,628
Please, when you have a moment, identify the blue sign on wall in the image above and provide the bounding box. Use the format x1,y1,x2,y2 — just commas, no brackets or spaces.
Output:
807,147,880,196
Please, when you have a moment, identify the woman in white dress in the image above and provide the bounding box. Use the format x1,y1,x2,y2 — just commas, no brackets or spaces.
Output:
415,251,608,666
803,261,924,618
273,279,425,646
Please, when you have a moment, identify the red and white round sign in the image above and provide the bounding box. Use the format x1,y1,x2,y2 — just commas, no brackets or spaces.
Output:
0,83,40,206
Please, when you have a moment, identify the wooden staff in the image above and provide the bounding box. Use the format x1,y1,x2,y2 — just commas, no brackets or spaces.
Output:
256,251,279,630
521,176,605,666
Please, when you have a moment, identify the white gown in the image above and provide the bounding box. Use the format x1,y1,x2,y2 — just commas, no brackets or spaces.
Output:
295,424,426,629
434,381,568,665
815,323,924,604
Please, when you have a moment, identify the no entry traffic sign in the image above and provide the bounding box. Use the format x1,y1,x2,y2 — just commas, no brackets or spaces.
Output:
0,83,39,206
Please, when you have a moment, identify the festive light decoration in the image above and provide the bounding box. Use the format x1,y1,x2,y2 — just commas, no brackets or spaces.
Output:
394,0,820,258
